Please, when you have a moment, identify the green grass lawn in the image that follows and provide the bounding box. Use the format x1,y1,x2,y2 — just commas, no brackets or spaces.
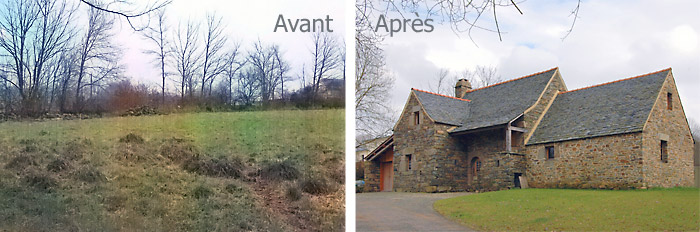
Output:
434,188,700,231
0,109,344,231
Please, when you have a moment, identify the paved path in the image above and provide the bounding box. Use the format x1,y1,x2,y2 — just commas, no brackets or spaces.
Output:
356,192,476,232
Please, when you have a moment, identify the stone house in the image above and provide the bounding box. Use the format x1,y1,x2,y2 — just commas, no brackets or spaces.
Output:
363,67,695,192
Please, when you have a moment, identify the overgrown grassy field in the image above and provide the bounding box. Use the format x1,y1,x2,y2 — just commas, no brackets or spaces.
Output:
435,188,699,231
0,109,344,231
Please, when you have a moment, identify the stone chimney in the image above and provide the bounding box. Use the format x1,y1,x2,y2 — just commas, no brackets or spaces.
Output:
454,79,472,98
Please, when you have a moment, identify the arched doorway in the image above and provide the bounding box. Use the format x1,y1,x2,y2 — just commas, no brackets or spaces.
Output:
469,157,481,183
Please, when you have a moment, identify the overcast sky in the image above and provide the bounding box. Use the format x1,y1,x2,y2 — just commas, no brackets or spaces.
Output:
112,0,345,91
376,0,700,125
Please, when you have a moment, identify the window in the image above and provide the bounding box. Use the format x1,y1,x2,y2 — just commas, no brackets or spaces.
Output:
406,154,412,170
496,160,500,167
413,111,420,125
470,157,481,180
546,146,555,159
660,140,668,163
667,93,673,110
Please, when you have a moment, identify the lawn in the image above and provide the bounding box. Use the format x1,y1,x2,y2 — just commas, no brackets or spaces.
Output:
0,109,344,231
434,188,699,231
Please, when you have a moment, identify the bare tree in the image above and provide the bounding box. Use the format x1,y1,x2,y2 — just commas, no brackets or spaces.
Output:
200,13,227,97
429,68,453,95
455,65,501,89
171,19,200,99
357,0,582,43
272,46,291,100
235,68,259,106
79,0,171,31
474,65,501,87
222,43,244,104
247,40,283,106
142,8,170,104
309,31,341,99
0,0,77,114
690,118,700,141
355,27,395,144
75,6,121,110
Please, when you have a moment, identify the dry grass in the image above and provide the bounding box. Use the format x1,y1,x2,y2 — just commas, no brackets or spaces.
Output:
0,109,343,231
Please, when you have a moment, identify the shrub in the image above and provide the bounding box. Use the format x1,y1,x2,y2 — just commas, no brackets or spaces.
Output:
286,185,303,201
299,176,332,195
259,160,300,181
46,157,71,172
160,138,199,163
5,153,38,171
225,183,245,194
119,133,144,144
192,185,213,199
23,171,58,191
71,165,105,183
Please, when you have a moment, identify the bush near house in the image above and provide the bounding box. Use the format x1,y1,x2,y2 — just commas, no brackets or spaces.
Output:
435,188,699,231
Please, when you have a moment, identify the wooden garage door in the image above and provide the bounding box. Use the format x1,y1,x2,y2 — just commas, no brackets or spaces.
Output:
380,161,393,192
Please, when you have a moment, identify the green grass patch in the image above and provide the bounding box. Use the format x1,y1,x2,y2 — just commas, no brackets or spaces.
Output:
0,109,344,231
434,188,700,231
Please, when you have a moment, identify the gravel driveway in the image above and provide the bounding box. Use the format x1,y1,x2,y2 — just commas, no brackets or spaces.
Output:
356,192,476,232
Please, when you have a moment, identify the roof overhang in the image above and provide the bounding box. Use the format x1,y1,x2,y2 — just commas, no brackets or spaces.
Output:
364,135,394,161
449,124,506,136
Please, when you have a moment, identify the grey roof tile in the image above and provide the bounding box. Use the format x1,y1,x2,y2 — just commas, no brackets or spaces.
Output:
527,69,669,145
410,68,556,131
412,89,471,126
451,68,557,133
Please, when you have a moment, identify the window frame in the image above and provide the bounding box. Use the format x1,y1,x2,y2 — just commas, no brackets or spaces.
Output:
546,146,555,160
660,140,668,163
413,111,420,125
667,92,673,110
406,154,412,170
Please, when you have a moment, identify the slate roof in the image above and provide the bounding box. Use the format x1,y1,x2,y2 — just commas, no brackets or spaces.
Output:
412,89,471,126
451,68,558,133
410,68,557,132
527,69,670,145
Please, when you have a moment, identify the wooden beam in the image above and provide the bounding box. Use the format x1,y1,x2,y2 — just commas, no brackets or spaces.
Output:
506,124,512,152
510,126,528,133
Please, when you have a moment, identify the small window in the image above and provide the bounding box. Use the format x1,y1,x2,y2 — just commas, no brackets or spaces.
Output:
546,146,555,159
660,140,668,163
496,160,500,167
667,93,673,110
413,111,420,125
406,154,412,170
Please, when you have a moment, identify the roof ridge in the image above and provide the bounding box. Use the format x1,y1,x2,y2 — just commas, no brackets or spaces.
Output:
560,68,671,94
412,88,471,102
465,67,559,93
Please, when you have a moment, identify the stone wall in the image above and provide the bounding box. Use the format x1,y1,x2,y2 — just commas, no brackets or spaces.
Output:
695,141,699,187
457,129,526,191
392,93,470,192
392,93,533,192
641,73,694,187
522,132,645,189
363,160,380,192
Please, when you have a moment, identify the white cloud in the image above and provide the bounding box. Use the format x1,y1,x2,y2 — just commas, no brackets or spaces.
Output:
381,0,700,124
669,25,698,53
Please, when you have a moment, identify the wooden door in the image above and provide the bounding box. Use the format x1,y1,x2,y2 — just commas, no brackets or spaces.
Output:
380,161,393,192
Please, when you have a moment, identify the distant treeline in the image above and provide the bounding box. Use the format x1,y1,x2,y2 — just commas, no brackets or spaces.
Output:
0,0,344,117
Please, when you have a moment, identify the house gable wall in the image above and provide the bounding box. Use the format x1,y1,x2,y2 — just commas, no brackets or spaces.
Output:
522,71,567,145
392,93,470,192
641,73,694,187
